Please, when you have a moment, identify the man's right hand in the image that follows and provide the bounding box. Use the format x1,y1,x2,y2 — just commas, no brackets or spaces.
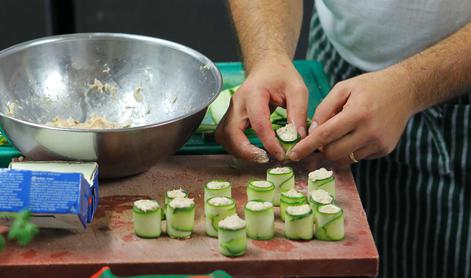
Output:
215,54,309,163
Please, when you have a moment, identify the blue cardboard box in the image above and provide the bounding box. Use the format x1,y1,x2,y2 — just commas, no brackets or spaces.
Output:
0,162,98,229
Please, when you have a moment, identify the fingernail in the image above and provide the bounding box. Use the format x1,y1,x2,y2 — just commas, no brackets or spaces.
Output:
309,120,318,133
251,147,269,163
298,126,306,138
288,151,299,161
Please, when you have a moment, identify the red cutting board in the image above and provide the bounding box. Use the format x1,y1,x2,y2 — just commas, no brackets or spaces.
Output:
0,155,378,277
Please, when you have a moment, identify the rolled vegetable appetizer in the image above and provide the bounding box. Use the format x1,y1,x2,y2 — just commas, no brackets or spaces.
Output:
276,123,300,155
247,180,275,202
218,214,247,257
308,189,334,223
166,197,195,239
308,168,336,197
244,201,275,240
133,200,161,238
267,167,295,206
315,204,344,241
205,197,237,237
284,204,314,240
162,188,188,220
204,180,232,202
280,189,306,221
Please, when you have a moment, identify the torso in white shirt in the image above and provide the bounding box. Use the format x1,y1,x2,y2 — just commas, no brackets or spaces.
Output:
316,0,471,71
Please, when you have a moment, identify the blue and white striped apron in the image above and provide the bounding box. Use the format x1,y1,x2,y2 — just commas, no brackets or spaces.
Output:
307,9,471,278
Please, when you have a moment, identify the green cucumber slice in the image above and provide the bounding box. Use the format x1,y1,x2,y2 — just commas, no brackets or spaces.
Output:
163,189,188,220
308,176,335,197
247,180,275,202
133,209,161,238
166,205,195,239
275,123,300,157
245,206,275,240
280,199,306,222
205,197,237,237
208,86,238,124
267,167,295,206
308,190,334,224
315,205,344,241
204,180,232,202
221,236,247,256
218,225,247,257
284,210,314,240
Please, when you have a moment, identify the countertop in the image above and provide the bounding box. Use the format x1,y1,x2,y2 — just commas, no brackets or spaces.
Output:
0,155,378,277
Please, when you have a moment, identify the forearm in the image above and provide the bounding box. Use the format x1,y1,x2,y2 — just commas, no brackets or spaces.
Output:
228,0,303,72
392,22,471,114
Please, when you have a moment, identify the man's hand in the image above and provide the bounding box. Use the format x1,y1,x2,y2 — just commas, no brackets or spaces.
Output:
288,67,416,164
215,54,308,162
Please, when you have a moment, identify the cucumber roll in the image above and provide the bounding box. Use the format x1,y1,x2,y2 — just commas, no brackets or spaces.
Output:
308,168,335,197
166,197,195,239
205,197,237,237
308,189,334,223
247,180,275,202
276,123,300,155
267,167,295,206
204,180,232,202
218,214,247,257
315,204,344,241
244,201,275,240
284,204,314,240
133,200,161,238
162,188,188,220
280,189,306,221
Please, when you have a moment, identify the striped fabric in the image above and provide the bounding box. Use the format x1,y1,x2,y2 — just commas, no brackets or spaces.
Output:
307,7,471,278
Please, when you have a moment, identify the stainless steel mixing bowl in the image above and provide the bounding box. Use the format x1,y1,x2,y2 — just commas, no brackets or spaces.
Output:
0,33,222,177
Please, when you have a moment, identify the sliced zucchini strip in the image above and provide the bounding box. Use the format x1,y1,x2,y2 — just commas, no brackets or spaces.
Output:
166,197,195,239
267,167,295,206
218,215,247,257
204,180,232,202
315,204,345,241
280,189,306,221
308,189,334,224
205,197,237,237
276,123,300,155
247,180,275,202
308,168,335,197
133,200,161,238
244,201,275,240
208,86,238,125
284,204,314,240
162,188,188,220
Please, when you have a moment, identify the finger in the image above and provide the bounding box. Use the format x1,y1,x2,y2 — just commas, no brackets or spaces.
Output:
289,109,359,161
246,89,285,161
286,83,309,138
332,144,380,165
309,82,350,132
320,128,370,161
215,105,269,164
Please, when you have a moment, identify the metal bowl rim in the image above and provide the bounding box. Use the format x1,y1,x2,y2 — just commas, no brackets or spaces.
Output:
0,32,222,133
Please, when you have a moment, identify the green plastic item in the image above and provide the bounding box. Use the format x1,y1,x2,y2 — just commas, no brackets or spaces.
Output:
0,60,330,164
91,266,232,278
0,130,21,167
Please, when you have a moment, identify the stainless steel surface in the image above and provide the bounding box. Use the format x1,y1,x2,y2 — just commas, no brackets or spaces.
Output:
0,33,222,177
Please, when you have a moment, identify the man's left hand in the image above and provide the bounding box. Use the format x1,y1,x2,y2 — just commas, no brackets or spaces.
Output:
288,67,417,164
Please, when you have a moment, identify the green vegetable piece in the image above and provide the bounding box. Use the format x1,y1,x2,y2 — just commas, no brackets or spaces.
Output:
275,123,300,155
7,210,38,247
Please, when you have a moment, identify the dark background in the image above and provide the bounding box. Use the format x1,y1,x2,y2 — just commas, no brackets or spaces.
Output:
0,0,313,62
